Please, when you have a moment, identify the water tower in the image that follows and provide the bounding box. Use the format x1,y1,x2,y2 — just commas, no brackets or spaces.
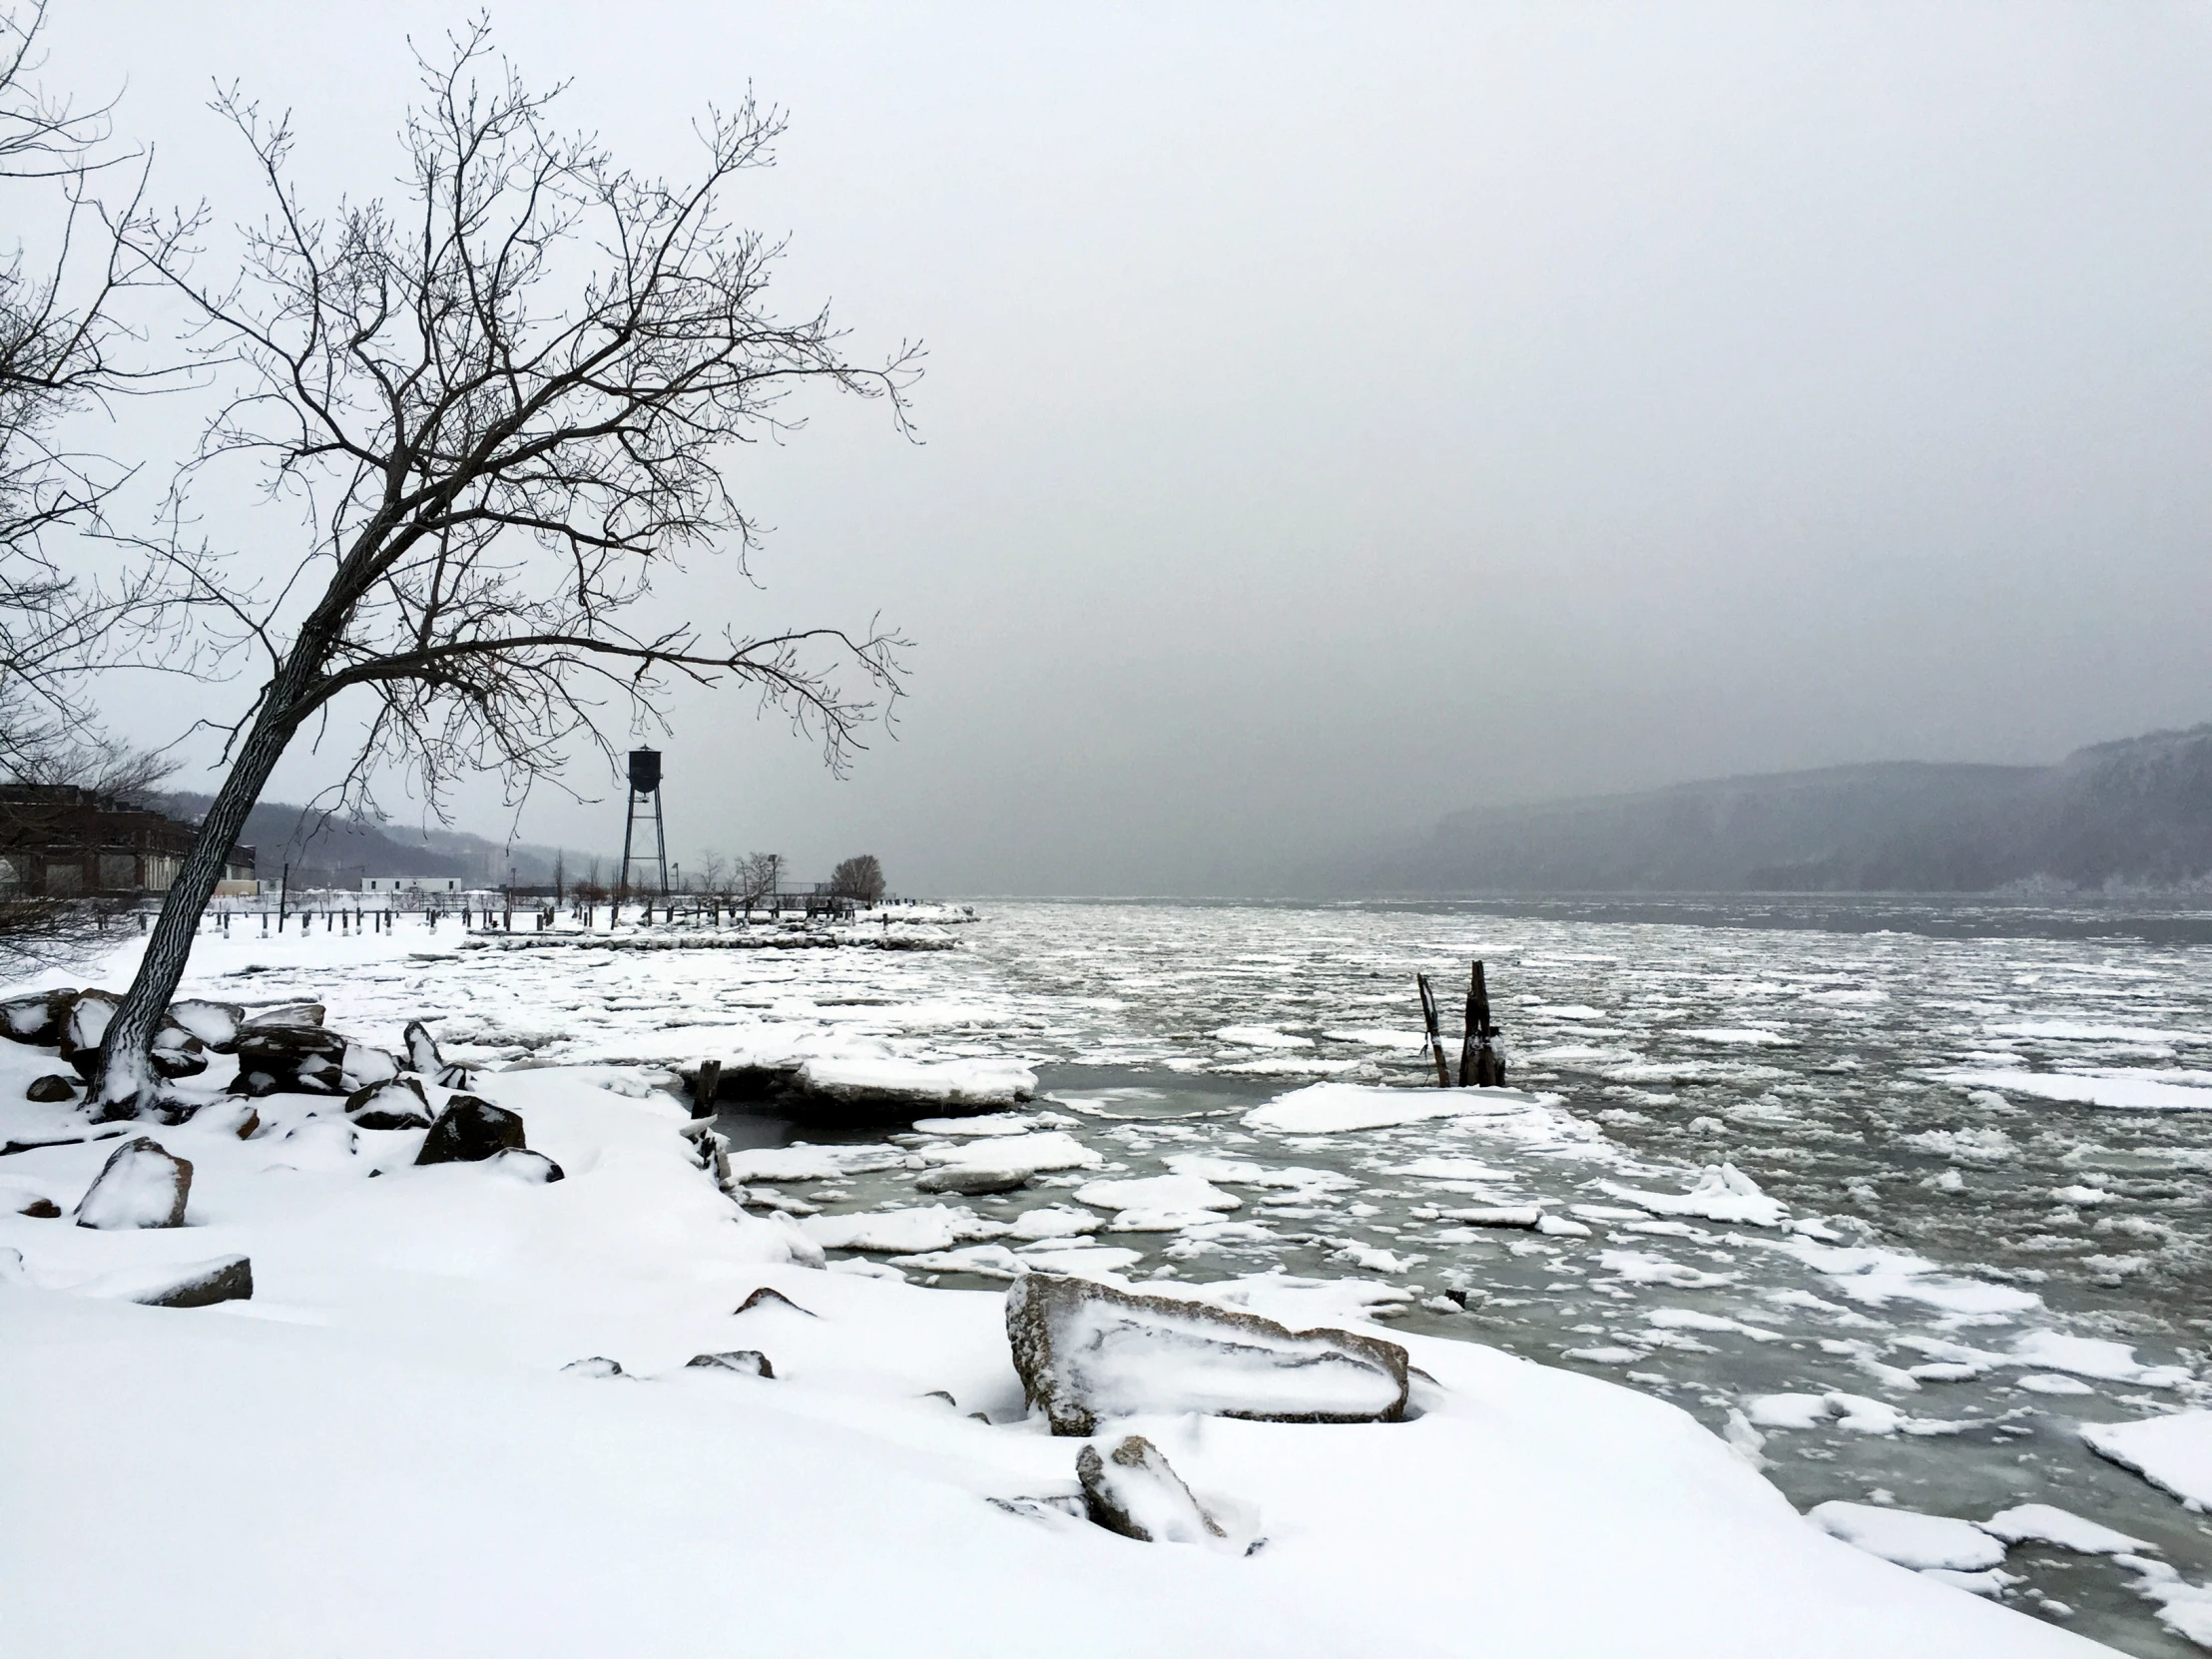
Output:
616,747,669,897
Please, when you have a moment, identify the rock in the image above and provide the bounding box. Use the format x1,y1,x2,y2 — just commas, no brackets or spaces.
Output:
414,1095,525,1165
686,1350,775,1378
149,1027,209,1080
340,1042,402,1091
75,1137,192,1229
230,1025,348,1095
25,1073,76,1103
345,1078,433,1131
0,986,78,1046
167,998,245,1052
244,1001,324,1028
735,1286,818,1318
562,1356,625,1378
17,1196,61,1218
403,1019,474,1089
1077,1434,1232,1547
1004,1272,1411,1436
486,1148,564,1183
59,990,121,1077
915,1165,1030,1197
120,1254,255,1308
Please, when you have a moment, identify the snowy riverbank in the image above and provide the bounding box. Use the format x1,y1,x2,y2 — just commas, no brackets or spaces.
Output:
0,920,2190,1655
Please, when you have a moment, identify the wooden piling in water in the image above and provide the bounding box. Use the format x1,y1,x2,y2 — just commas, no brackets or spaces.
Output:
1416,972,1451,1087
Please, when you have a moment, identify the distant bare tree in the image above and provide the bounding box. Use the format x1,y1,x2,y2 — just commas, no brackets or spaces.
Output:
93,26,917,1109
829,853,884,905
738,848,781,915
698,848,727,895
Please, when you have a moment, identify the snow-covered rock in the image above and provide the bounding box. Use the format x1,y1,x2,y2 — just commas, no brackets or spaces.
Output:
0,986,76,1046
1078,1434,1242,1551
1809,1500,2009,1572
685,1350,774,1378
74,1137,191,1229
1004,1272,1410,1436
81,1253,254,1309
346,1079,434,1131
167,998,245,1052
415,1096,526,1166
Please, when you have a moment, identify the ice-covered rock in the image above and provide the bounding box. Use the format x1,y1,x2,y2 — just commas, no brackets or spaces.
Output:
414,1096,526,1166
1005,1272,1410,1436
686,1350,774,1378
1808,1501,2008,1572
1078,1434,1240,1551
75,1137,191,1229
787,1055,1038,1112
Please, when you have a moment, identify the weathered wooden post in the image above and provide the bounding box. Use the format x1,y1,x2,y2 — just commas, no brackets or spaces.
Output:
691,1059,723,1119
1458,959,1508,1089
1416,973,1451,1087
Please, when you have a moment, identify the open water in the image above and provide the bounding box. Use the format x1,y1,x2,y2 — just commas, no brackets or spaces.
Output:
702,896,2212,1656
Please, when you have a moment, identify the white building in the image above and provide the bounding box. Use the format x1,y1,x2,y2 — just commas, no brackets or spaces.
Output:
362,875,463,893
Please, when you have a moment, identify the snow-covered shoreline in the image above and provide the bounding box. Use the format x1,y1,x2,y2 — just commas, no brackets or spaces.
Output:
0,921,2178,1655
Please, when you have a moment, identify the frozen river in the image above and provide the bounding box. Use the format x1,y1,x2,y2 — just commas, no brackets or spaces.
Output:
193,895,2212,1654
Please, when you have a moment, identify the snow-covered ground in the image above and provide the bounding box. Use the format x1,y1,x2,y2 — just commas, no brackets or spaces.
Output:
2,906,2207,1655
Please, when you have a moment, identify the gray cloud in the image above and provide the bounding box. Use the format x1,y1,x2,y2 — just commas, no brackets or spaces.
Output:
53,1,2212,892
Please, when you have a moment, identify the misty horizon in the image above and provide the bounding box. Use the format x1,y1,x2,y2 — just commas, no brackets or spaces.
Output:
36,2,2212,893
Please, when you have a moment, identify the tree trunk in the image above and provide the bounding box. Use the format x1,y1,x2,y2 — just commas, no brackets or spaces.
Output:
92,691,304,1115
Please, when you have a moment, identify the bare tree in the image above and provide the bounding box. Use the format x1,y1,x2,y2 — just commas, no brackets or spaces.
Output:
698,847,726,895
92,27,917,1109
0,3,183,786
829,853,884,905
738,848,781,916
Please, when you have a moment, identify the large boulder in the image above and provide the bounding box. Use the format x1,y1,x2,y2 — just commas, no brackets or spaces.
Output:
230,1025,348,1096
1078,1434,1235,1548
59,990,120,1079
1004,1273,1410,1436
415,1095,525,1165
345,1077,433,1131
75,1137,192,1229
0,987,78,1046
168,998,246,1052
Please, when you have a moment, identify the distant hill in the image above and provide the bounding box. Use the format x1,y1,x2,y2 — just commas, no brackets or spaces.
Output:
154,794,588,889
1379,724,2212,894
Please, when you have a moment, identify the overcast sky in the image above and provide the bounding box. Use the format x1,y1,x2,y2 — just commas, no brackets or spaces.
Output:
39,1,2212,893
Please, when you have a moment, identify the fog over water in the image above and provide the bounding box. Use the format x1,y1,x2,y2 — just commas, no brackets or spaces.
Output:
49,3,2212,892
